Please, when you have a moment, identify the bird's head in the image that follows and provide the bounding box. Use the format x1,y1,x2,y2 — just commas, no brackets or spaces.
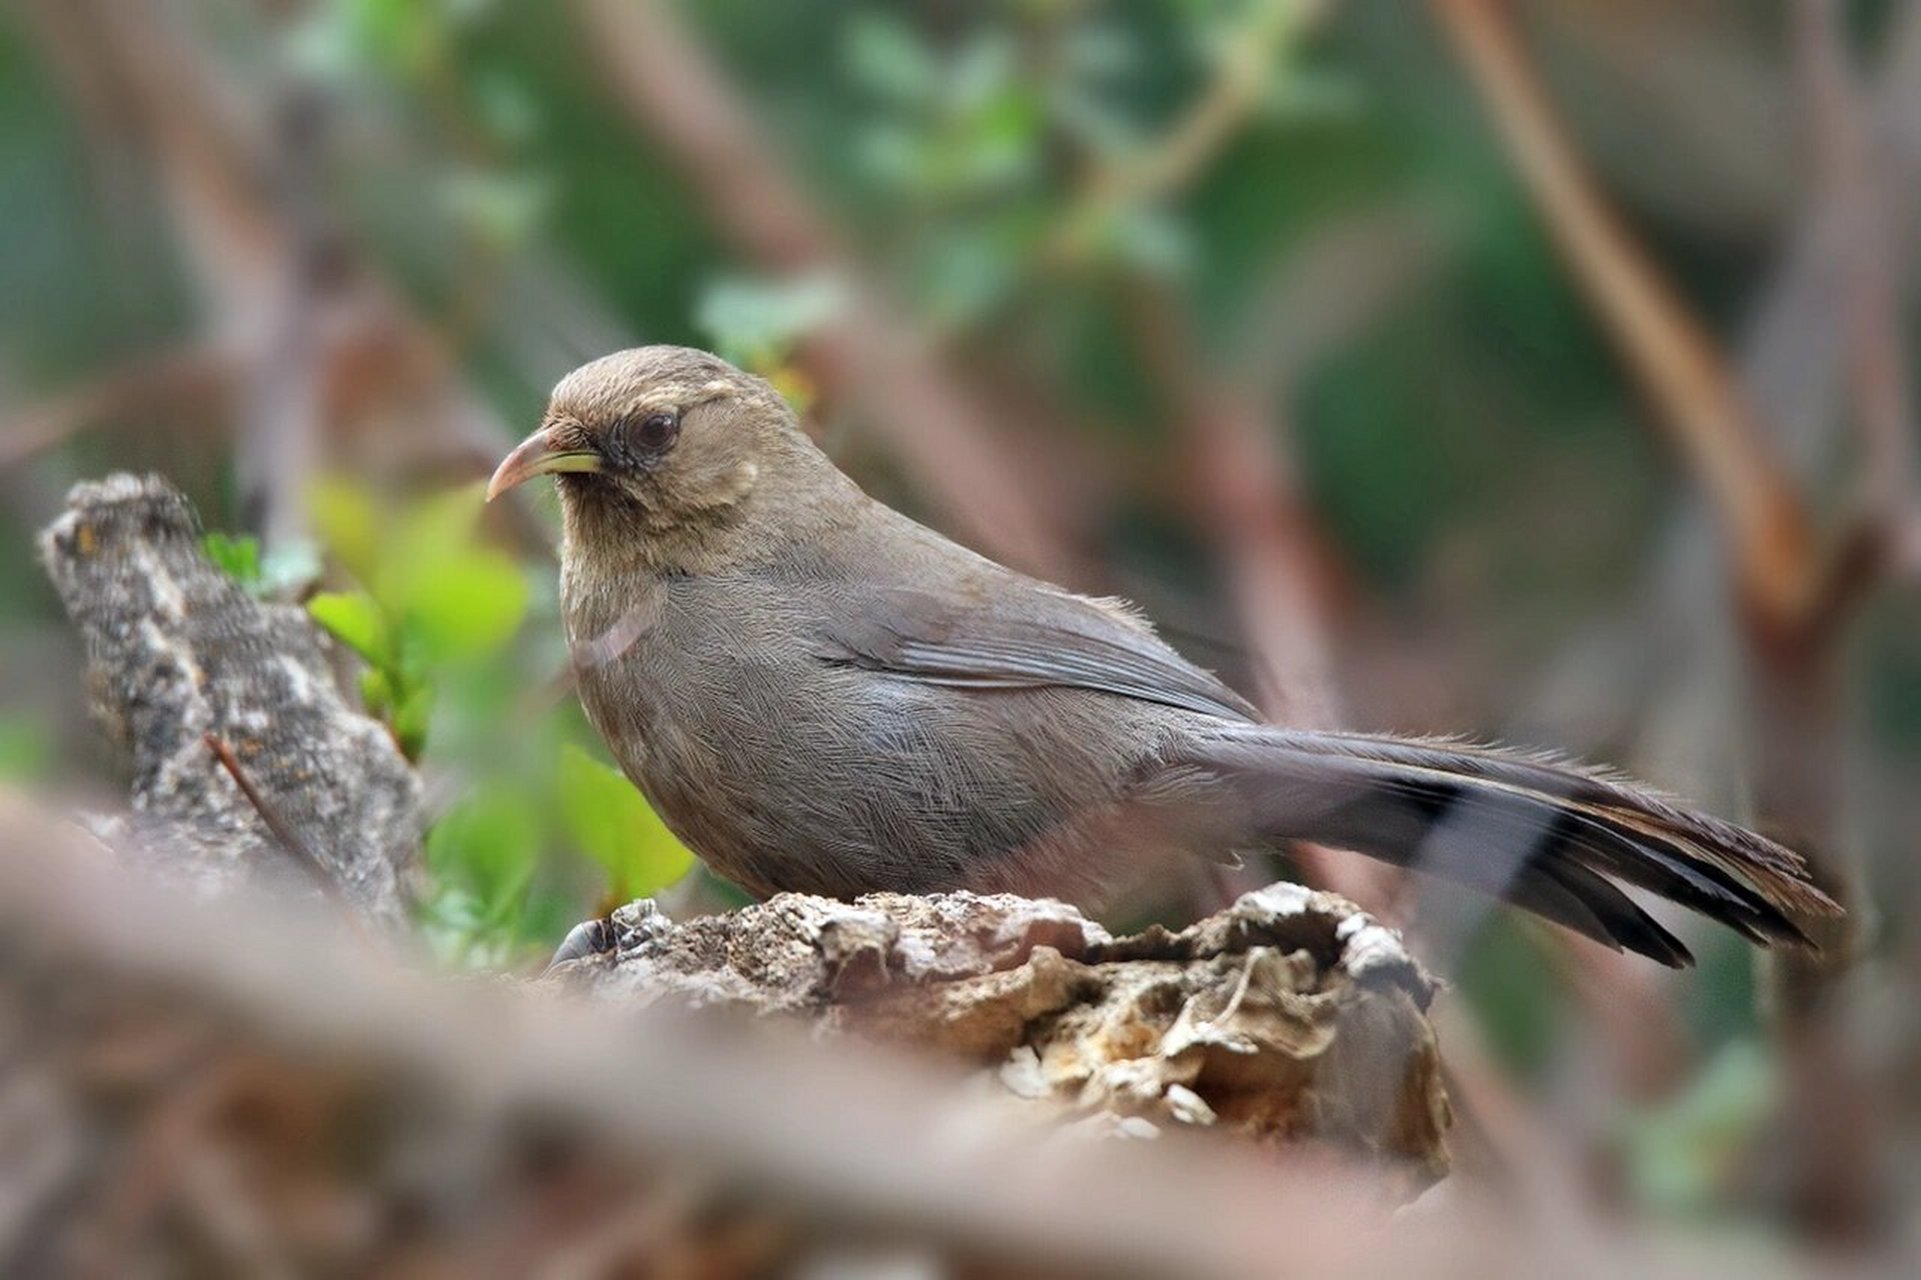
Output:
488,347,817,558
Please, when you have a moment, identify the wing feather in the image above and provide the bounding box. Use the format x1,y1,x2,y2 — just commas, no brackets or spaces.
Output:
813,582,1259,723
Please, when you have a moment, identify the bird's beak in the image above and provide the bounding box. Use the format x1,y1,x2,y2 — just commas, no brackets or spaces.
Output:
485,427,604,502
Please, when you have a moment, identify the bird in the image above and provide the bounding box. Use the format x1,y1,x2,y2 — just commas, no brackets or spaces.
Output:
488,345,1839,967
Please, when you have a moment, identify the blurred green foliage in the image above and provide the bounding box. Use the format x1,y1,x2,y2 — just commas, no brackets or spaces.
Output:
306,480,527,758
556,744,695,904
1617,1041,1777,1219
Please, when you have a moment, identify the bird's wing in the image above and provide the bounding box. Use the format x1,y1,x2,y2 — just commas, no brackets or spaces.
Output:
811,580,1261,723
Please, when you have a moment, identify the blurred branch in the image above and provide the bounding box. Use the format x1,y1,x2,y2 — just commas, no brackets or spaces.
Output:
0,346,231,474
1122,289,1345,732
17,1,564,561
236,83,330,550
1741,0,1921,482
1795,0,1921,625
1429,0,1818,627
0,809,1422,1280
575,0,1099,585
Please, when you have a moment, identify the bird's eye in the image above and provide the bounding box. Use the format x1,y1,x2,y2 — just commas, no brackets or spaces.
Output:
624,409,680,454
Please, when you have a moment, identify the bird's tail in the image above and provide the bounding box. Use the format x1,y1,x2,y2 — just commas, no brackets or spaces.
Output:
1165,725,1842,967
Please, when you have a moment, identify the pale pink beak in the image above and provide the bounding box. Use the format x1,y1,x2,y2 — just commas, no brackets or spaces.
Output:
486,427,603,502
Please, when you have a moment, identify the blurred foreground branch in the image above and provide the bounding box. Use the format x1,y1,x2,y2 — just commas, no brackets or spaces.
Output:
0,799,1418,1279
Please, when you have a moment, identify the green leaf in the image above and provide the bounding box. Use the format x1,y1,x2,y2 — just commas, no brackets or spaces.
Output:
308,477,381,583
377,481,491,614
404,548,529,663
399,481,488,565
694,271,846,371
202,531,262,589
1617,1040,1776,1214
0,718,51,782
439,170,552,250
556,744,694,901
426,787,541,905
308,591,393,667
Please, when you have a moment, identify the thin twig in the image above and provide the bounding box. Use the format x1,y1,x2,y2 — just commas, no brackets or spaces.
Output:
202,732,342,905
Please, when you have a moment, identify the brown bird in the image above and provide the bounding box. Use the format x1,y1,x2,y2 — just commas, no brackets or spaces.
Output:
489,346,1838,966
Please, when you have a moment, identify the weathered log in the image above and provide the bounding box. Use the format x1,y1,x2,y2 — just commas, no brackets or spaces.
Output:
554,884,1450,1185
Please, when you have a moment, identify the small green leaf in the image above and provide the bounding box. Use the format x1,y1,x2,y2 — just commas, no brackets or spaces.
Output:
376,482,492,614
439,170,552,250
556,744,694,901
404,549,529,663
391,681,435,760
358,666,393,715
259,539,322,595
308,591,393,667
1616,1040,1776,1214
202,531,263,589
694,271,846,371
0,718,51,782
843,12,938,104
398,481,487,567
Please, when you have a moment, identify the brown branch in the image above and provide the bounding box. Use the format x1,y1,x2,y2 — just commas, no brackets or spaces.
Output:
0,818,1420,1280
0,346,234,474
1430,0,1819,626
3,794,1844,1274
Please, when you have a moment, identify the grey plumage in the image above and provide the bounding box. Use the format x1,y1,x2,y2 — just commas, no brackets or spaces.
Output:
491,346,1841,967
